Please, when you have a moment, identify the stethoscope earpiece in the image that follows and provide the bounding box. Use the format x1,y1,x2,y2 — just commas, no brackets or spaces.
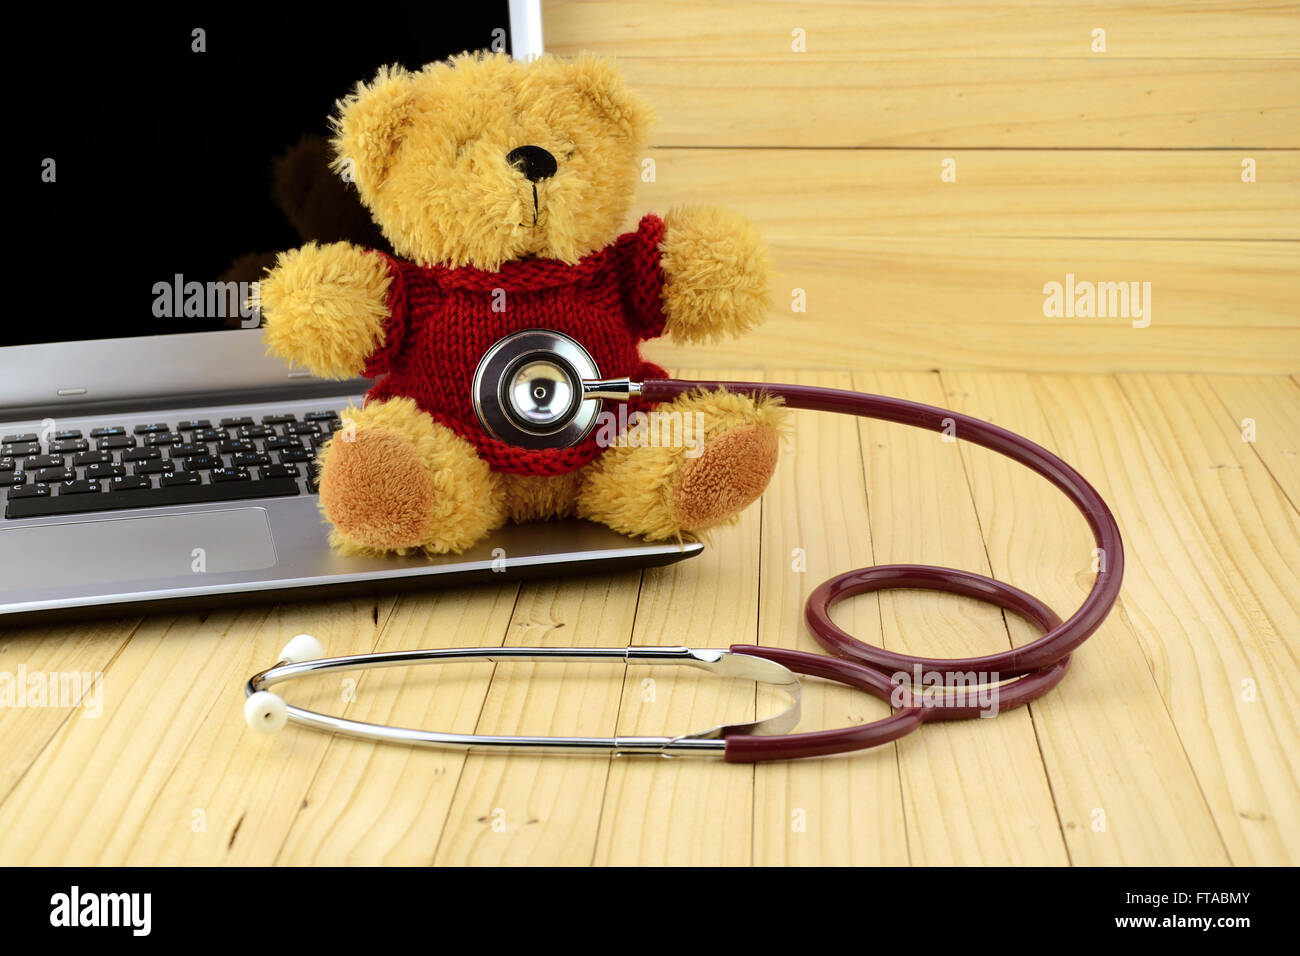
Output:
243,633,324,735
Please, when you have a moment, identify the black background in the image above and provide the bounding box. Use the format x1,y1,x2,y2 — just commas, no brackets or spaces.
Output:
9,6,510,347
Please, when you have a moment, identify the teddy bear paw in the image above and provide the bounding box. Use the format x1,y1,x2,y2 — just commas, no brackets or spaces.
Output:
318,428,438,552
671,423,780,532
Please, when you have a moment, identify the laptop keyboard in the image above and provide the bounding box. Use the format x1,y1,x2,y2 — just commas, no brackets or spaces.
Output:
1,409,344,519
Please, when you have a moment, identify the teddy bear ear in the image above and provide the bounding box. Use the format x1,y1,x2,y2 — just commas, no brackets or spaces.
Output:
330,64,419,193
564,55,655,144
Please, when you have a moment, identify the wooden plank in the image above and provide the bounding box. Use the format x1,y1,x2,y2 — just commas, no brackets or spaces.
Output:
852,370,1068,864
1024,374,1298,863
0,618,139,809
605,57,1300,148
432,571,642,865
752,368,909,865
592,368,766,865
635,149,1300,240
546,0,1300,59
0,599,402,865
941,371,1231,864
270,587,517,865
639,238,1300,375
1116,373,1300,858
1207,375,1300,509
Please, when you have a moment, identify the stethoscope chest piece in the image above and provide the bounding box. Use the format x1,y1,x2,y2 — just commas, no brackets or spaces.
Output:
472,329,603,450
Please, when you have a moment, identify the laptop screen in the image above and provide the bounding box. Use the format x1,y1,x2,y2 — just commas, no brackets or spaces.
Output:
11,6,518,348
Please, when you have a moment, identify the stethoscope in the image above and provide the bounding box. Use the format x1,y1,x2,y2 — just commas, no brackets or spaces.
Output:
244,329,1124,761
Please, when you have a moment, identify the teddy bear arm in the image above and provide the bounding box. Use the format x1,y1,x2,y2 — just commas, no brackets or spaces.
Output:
258,241,392,379
658,206,773,345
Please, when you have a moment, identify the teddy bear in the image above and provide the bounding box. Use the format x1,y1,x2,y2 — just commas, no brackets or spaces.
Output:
257,52,783,556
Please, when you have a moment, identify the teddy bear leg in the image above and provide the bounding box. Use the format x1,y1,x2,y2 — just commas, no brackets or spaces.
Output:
575,389,784,540
498,473,585,524
317,397,506,555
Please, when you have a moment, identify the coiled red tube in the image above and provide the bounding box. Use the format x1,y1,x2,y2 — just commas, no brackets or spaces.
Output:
640,379,1124,761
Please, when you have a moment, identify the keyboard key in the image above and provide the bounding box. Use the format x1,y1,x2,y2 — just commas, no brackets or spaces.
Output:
287,422,321,436
262,413,297,425
134,460,173,475
58,480,101,495
35,467,75,483
304,411,338,422
160,472,202,487
218,439,257,454
9,483,47,499
231,452,270,468
182,455,221,471
0,473,23,487
264,436,302,451
110,475,152,491
220,416,254,427
25,455,64,469
211,468,251,482
6,475,300,519
86,463,126,479
175,419,211,431
89,426,126,437
122,447,160,462
278,448,312,463
193,428,224,442
2,432,38,443
52,429,83,440
171,442,209,458
145,432,180,447
50,439,89,453
133,423,170,434
306,461,321,493
238,424,273,439
74,450,114,466
2,442,41,457
98,435,137,450
0,457,12,472
263,464,300,478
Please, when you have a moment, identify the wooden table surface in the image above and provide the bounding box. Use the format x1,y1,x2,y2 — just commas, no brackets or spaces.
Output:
1,1,1297,865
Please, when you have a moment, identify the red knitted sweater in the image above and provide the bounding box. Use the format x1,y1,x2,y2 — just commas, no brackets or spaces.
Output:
362,214,669,476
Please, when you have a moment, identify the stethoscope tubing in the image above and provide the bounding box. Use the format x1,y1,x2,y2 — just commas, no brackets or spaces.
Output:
243,370,1125,763
642,378,1124,761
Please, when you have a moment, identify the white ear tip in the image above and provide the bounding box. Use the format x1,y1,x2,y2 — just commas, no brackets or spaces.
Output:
280,633,324,664
245,691,288,733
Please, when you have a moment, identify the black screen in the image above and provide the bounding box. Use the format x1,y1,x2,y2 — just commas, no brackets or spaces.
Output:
9,6,513,347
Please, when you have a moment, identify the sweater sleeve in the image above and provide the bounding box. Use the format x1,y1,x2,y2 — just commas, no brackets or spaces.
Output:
616,214,668,341
361,250,409,378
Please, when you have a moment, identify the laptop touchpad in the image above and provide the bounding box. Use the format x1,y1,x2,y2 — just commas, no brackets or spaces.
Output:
0,508,277,591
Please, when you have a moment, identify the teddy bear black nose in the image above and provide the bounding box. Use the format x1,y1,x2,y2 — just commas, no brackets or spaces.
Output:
506,145,558,182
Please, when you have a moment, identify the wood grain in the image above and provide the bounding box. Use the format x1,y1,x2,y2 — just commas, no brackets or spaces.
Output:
1024,374,1299,863
752,369,909,865
641,237,1300,374
599,57,1300,148
634,149,1300,240
546,1,1300,59
941,371,1232,864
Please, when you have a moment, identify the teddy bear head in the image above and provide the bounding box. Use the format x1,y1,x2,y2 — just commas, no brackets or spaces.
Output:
331,52,655,271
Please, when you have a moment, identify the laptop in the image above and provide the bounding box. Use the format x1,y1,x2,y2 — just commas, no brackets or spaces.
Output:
0,2,701,626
